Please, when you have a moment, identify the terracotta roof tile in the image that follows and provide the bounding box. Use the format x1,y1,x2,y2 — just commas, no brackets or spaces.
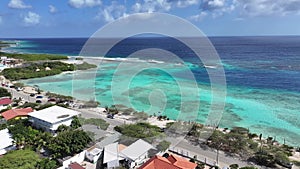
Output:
1,107,33,120
139,154,197,169
0,98,12,105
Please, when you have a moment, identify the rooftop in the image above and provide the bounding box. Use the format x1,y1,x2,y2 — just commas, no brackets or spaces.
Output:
1,107,33,120
28,105,80,124
139,154,197,169
0,129,14,155
68,162,85,169
121,139,155,161
0,97,12,105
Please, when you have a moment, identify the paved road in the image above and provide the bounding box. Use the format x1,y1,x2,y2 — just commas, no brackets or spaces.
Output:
168,138,257,168
2,86,47,104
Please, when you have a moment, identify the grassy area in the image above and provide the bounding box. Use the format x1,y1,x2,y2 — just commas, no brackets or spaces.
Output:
0,52,68,61
0,149,40,169
79,117,110,130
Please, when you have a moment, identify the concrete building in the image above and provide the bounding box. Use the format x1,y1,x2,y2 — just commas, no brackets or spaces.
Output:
28,105,80,133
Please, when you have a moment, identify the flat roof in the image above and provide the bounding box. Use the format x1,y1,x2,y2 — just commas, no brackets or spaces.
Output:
28,105,80,124
0,129,13,151
121,139,155,161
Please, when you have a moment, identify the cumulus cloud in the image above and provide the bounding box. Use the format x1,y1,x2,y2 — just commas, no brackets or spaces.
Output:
23,11,40,26
8,0,31,9
132,0,172,13
236,0,300,16
49,5,57,13
131,0,200,13
68,0,101,8
190,11,208,21
175,0,200,8
96,1,127,22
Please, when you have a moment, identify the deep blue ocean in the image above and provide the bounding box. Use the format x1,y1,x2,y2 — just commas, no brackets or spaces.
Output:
2,37,300,145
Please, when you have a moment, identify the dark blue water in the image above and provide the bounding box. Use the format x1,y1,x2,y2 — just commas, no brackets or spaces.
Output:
3,36,300,93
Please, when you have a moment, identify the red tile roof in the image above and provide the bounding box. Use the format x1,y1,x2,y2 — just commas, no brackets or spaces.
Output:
1,107,33,120
0,98,12,105
139,154,197,169
167,155,197,169
68,162,85,169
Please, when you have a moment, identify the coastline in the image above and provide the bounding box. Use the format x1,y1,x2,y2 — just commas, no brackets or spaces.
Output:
1,40,300,147
16,56,300,147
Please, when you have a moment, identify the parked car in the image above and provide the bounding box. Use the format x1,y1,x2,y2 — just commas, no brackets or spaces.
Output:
30,93,35,97
107,114,114,119
36,95,43,99
36,100,42,104
48,98,56,102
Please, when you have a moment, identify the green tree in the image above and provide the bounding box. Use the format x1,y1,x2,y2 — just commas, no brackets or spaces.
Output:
70,116,82,129
47,129,91,159
0,88,11,98
56,124,70,133
114,122,161,139
35,158,57,169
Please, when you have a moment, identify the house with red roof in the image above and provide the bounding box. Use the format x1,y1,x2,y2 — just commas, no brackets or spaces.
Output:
139,154,197,169
1,107,33,121
0,97,12,110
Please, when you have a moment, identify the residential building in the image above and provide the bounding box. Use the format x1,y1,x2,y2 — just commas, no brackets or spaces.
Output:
139,154,197,169
0,97,12,110
1,107,33,121
86,146,102,164
28,105,80,133
120,139,155,168
102,139,154,169
0,128,16,155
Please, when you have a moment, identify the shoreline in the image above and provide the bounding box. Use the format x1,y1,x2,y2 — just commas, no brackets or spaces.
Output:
1,45,300,147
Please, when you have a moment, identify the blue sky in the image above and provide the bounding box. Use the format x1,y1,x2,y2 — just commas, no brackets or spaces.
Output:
0,0,300,38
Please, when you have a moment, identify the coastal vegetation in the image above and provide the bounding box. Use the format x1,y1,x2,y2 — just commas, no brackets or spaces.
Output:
202,127,294,168
114,122,162,139
75,61,97,70
1,61,74,80
1,61,97,80
0,52,68,61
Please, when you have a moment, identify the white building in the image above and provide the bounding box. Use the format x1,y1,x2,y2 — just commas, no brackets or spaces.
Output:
28,105,80,133
86,146,102,164
102,139,154,169
120,139,155,168
0,128,16,155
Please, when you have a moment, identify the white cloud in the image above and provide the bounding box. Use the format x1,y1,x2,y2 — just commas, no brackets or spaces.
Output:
96,1,127,22
131,0,172,13
68,0,101,8
23,11,40,26
49,5,57,13
236,0,300,17
190,11,208,21
176,0,200,8
8,0,31,9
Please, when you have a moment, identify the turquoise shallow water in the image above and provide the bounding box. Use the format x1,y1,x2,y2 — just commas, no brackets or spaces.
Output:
21,61,300,146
